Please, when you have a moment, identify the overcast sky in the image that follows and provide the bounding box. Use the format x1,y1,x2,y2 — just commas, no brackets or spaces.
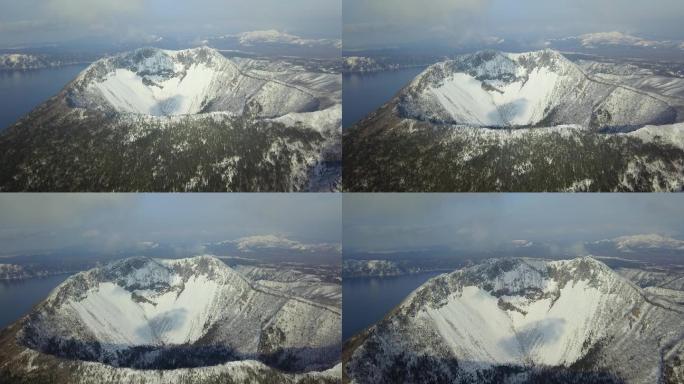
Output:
343,194,684,252
344,0,684,49
0,0,340,47
0,194,341,255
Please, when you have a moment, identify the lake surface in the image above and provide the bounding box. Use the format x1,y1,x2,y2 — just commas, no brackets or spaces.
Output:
0,64,88,130
0,274,70,329
343,67,425,128
342,271,444,341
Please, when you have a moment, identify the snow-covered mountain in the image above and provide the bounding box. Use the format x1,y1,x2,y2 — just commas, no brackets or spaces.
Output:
0,46,341,191
617,267,684,292
233,264,342,308
399,49,675,129
234,30,341,49
344,257,684,384
69,47,323,117
344,49,684,191
595,234,684,252
226,234,341,254
588,234,684,264
549,31,684,51
0,255,341,383
576,32,681,49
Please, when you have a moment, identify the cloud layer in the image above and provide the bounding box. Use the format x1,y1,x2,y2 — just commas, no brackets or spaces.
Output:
0,194,340,256
344,0,684,49
343,194,684,252
0,0,340,46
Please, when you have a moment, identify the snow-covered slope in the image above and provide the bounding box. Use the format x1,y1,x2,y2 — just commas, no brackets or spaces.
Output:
579,32,665,48
617,267,684,291
0,255,340,383
20,255,339,370
344,257,684,384
69,47,319,118
399,49,676,129
233,264,342,308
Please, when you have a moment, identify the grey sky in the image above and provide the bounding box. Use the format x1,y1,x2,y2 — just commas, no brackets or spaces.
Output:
0,0,340,47
343,194,684,252
344,0,684,49
0,194,341,255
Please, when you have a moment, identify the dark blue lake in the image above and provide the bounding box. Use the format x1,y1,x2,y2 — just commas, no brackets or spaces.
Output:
343,67,425,128
0,64,88,130
0,274,70,329
342,271,444,341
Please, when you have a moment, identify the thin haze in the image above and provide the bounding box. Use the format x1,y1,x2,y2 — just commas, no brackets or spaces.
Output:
0,194,341,255
0,0,341,47
343,194,684,252
344,0,684,49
